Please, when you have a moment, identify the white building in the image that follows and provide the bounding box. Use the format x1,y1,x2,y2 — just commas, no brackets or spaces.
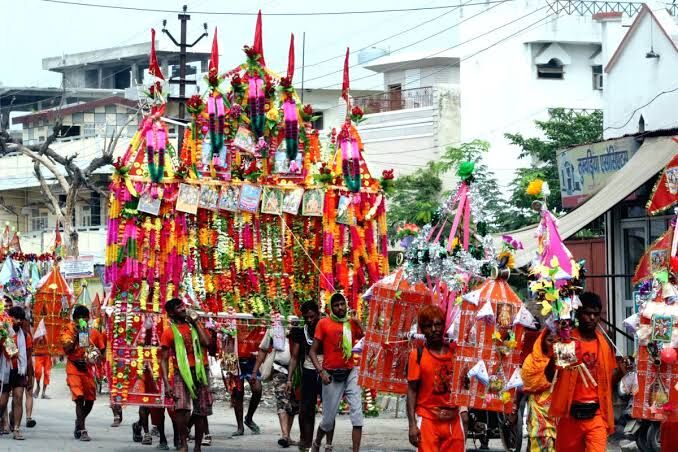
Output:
353,1,676,187
356,52,461,180
604,4,678,137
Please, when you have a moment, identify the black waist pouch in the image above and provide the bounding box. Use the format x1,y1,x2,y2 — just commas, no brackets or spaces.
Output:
328,368,351,383
570,402,599,420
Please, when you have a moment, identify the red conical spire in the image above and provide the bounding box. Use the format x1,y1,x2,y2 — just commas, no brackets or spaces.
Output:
287,33,295,82
341,48,350,102
253,10,265,65
209,28,219,76
148,28,165,80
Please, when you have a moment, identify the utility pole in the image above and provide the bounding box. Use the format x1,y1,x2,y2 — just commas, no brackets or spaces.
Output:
162,5,208,150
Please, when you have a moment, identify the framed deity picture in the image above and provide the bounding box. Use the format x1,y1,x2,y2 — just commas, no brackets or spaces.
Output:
261,187,283,215
301,189,324,217
650,249,668,273
218,185,240,212
336,195,354,225
233,126,256,154
282,188,304,215
198,185,220,211
495,303,515,329
238,184,263,213
175,183,200,215
651,314,673,343
137,192,161,216
553,341,578,369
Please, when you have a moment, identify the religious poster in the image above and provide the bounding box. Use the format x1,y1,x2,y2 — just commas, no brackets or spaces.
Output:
336,195,353,225
238,184,263,213
175,183,200,215
137,192,161,216
198,185,220,211
261,187,283,215
301,189,324,217
233,126,256,154
282,188,304,215
218,185,240,212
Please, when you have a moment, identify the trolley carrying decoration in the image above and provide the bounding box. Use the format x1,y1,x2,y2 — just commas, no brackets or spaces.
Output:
630,222,678,422
451,271,526,413
358,269,433,394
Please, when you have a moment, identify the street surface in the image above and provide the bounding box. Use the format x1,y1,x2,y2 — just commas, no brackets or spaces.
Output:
0,367,626,451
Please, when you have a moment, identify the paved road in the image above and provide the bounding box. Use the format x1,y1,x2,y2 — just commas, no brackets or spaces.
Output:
0,368,539,451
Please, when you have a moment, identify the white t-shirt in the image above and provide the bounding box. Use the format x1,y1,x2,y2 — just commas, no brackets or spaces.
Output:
260,329,291,374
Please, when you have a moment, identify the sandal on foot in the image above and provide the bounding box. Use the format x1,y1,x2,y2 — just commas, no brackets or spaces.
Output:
111,415,122,428
311,441,321,452
244,418,260,434
278,437,290,448
80,430,91,442
201,434,212,446
41,394,51,399
325,446,333,452
13,429,24,440
142,433,153,445
26,418,36,428
157,442,170,450
230,429,244,438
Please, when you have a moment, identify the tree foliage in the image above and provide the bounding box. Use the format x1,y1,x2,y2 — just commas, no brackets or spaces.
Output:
387,139,508,236
503,108,603,229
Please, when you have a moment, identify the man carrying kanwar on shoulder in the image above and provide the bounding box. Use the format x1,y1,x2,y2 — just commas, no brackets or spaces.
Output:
406,305,464,452
543,292,632,452
61,304,105,442
310,292,364,452
160,298,212,452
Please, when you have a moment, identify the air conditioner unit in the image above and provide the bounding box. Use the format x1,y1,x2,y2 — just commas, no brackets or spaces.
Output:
594,73,603,90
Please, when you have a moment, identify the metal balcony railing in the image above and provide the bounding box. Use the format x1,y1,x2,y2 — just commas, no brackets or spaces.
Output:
354,86,434,114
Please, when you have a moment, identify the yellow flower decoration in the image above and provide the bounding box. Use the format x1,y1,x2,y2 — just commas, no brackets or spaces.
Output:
500,391,512,403
526,179,544,196
266,108,280,122
539,300,553,316
492,331,502,341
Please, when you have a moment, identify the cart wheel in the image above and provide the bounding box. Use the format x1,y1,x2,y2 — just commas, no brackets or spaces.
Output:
498,395,525,452
645,422,661,452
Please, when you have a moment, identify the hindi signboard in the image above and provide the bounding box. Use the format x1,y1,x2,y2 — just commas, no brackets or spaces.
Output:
61,255,95,279
557,137,641,208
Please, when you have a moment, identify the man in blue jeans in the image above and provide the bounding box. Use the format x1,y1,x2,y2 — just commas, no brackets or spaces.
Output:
310,293,364,452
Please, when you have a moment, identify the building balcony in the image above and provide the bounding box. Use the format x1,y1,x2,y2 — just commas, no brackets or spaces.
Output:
354,86,434,114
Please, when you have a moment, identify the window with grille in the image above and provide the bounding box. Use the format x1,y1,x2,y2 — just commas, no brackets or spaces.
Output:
30,208,49,232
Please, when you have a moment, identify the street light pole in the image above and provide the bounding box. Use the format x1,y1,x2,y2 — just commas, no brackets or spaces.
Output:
162,4,208,151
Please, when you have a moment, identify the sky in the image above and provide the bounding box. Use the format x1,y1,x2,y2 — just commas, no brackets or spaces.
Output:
0,0,469,90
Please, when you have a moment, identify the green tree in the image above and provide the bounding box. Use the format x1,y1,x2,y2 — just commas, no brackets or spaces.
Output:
388,139,508,236
503,108,603,229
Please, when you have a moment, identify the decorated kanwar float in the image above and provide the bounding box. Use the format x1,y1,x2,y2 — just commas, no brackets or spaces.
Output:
625,154,678,425
104,13,389,407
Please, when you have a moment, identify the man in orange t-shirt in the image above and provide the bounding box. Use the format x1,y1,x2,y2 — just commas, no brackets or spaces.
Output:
309,293,364,452
543,292,630,452
61,305,105,442
407,305,464,452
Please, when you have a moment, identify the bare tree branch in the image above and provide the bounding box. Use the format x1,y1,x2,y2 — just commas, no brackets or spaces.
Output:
33,162,64,225
16,145,71,193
